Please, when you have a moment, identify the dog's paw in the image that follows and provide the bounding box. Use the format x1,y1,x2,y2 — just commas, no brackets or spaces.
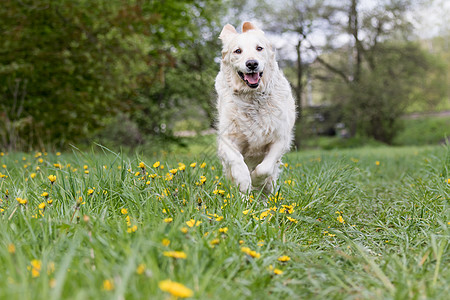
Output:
231,165,251,193
251,163,273,186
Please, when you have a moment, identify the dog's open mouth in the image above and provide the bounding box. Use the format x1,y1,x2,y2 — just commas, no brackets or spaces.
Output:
238,71,263,88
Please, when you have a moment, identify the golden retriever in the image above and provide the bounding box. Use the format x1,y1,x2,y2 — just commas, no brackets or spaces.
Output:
215,22,296,194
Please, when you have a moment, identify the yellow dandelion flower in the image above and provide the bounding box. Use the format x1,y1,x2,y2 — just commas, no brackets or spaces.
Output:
180,227,188,234
169,168,178,175
278,255,291,262
30,173,36,179
136,264,146,275
127,225,138,233
38,202,46,210
103,279,114,291
139,162,145,169
190,162,196,168
121,208,128,215
257,240,264,247
242,209,250,215
286,216,298,223
200,162,206,168
268,265,284,275
164,217,173,223
178,163,186,171
241,247,261,258
87,189,94,195
186,219,195,228
337,215,345,224
83,165,88,170
215,216,224,221
210,238,220,246
153,161,160,168
30,259,42,278
163,251,187,259
158,279,193,298
48,174,56,183
375,161,380,166
149,173,157,179
41,192,49,198
218,227,228,234
162,238,171,247
8,243,15,254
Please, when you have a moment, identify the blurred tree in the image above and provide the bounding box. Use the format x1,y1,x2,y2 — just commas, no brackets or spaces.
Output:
0,0,223,150
316,0,446,143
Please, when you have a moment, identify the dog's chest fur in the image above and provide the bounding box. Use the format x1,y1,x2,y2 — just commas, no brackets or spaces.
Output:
231,92,282,159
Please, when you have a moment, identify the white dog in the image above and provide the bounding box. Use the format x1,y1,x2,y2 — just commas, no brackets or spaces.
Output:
215,22,296,195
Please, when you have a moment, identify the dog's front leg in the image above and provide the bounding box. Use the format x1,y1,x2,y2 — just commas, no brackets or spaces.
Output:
218,136,251,193
251,141,287,193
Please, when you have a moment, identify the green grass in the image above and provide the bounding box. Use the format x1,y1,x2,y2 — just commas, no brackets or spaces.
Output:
394,117,450,146
0,144,449,299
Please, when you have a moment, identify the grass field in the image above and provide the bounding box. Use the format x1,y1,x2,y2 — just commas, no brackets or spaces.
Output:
0,144,449,299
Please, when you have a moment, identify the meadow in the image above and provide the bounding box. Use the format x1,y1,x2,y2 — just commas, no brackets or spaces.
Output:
0,144,449,299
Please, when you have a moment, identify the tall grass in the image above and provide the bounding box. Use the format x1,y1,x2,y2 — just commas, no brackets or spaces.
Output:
0,144,448,299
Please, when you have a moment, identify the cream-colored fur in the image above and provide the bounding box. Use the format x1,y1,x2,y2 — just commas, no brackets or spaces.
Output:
215,22,296,194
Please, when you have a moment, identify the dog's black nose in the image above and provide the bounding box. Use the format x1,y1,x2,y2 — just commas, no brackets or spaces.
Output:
246,60,259,71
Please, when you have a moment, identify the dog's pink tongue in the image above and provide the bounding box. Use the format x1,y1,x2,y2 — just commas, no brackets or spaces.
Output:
244,73,260,84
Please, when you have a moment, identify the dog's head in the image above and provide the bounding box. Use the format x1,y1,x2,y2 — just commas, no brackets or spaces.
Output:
219,22,275,91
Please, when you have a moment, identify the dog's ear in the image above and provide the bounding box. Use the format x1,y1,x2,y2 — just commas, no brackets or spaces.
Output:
242,22,264,33
219,24,237,43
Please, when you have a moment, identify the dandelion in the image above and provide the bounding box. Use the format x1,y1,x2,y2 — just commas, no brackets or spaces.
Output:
30,173,36,179
180,227,188,234
153,161,160,168
169,168,178,175
186,219,202,227
103,279,114,291
121,208,128,215
83,165,88,170
163,251,187,259
48,174,56,184
218,227,228,234
210,238,220,246
286,216,298,223
162,238,171,247
200,162,206,168
30,259,42,278
87,189,94,196
447,178,450,184
127,225,138,233
53,163,62,169
190,162,196,168
136,264,146,275
38,202,46,210
241,247,260,258
164,217,173,223
165,173,174,181
336,213,345,224
268,265,283,275
149,173,157,179
16,197,27,205
242,209,250,215
41,192,49,198
375,161,380,166
278,255,291,262
8,243,15,254
158,279,193,298
139,162,145,169
178,163,186,171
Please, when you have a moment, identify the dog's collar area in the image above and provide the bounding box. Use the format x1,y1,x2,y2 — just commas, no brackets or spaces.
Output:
238,71,263,88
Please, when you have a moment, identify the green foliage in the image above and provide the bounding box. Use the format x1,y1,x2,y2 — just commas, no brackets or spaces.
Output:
0,0,223,150
0,145,449,298
394,117,450,146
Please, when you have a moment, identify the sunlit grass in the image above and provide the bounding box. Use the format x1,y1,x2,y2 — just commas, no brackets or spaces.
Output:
0,145,448,299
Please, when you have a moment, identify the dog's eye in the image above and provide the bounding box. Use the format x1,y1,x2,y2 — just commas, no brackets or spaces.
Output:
234,48,242,54
256,46,264,51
